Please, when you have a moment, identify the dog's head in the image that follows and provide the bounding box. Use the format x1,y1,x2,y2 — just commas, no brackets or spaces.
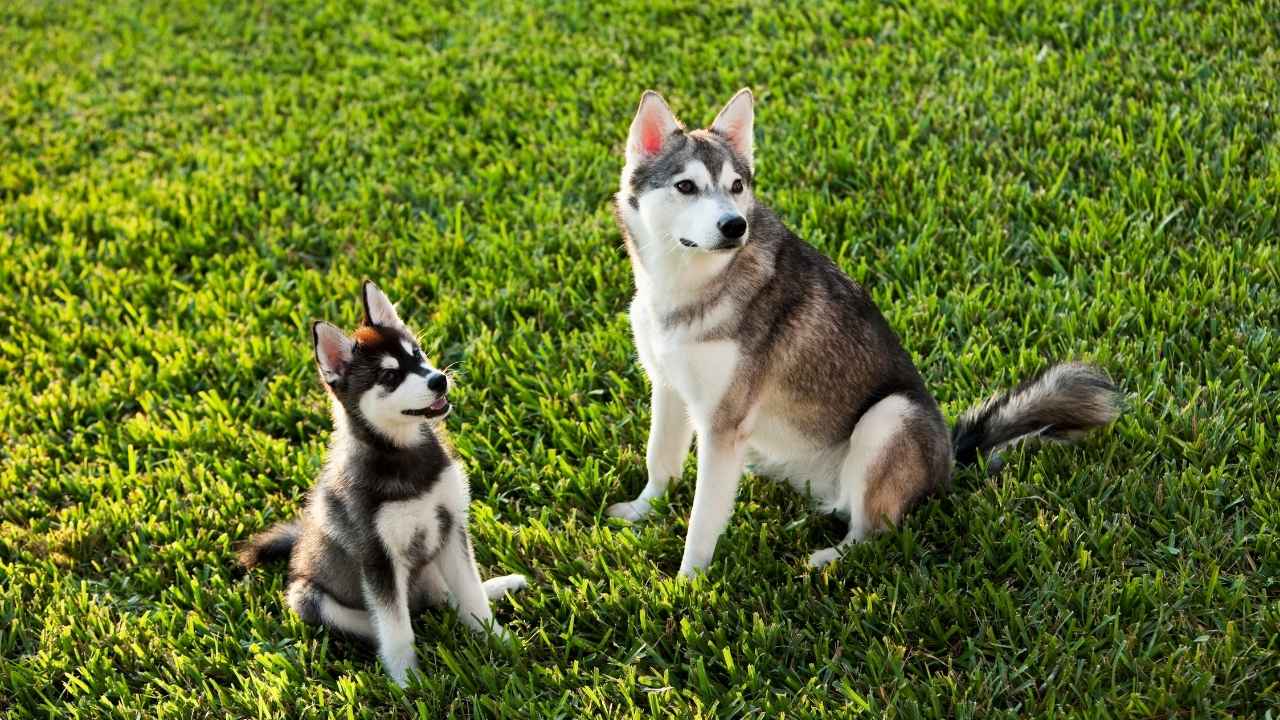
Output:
312,281,451,447
616,89,756,256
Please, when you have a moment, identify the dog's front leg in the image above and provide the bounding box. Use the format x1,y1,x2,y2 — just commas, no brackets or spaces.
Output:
608,380,693,521
436,526,506,638
678,431,745,577
361,550,416,687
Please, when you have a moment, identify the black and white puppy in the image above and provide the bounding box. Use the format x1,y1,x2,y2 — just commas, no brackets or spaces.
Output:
241,281,526,686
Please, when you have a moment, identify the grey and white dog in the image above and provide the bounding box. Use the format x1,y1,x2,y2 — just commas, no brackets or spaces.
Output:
608,89,1120,574
240,282,526,686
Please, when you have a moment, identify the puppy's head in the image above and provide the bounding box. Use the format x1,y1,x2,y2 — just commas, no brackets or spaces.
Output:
616,89,756,256
313,281,450,447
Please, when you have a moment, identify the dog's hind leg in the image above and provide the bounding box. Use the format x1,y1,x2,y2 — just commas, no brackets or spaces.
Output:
287,577,375,639
807,524,865,569
807,394,948,568
410,563,450,610
481,574,528,600
412,563,526,608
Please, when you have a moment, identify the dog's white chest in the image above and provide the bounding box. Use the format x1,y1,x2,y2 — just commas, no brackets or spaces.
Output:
659,336,739,412
373,465,469,561
375,493,442,560
634,300,740,417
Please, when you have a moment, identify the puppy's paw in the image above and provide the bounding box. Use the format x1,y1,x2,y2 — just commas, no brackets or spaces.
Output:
482,574,528,601
486,623,518,644
606,499,651,522
383,647,419,688
806,547,842,568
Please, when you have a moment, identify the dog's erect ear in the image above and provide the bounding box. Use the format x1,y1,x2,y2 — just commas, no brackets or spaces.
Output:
711,88,754,169
626,91,681,165
361,281,405,329
313,321,354,385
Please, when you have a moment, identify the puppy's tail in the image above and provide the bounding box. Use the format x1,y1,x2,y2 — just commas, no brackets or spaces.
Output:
238,521,300,569
952,362,1120,470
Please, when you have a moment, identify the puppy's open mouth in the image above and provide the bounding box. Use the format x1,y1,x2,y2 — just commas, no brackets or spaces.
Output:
403,395,450,418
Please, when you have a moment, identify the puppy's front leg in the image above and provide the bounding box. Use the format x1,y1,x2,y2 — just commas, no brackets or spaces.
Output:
678,432,746,577
436,526,505,637
361,550,416,687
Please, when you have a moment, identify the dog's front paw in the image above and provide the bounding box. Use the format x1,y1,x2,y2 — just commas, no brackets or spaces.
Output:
383,645,419,688
486,623,517,644
677,553,711,579
482,574,528,601
806,547,842,568
606,499,652,522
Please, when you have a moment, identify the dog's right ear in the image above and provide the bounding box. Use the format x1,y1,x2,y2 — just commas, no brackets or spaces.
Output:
626,91,681,165
313,321,354,386
361,280,406,330
711,88,754,170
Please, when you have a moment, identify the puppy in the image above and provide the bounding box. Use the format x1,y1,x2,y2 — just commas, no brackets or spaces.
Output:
241,281,527,686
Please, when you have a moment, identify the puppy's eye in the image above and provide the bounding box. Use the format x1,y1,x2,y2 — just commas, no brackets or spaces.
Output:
674,180,696,195
731,179,744,194
379,369,398,385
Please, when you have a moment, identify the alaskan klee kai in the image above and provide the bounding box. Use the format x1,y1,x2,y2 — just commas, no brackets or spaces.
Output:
608,89,1120,574
240,282,526,686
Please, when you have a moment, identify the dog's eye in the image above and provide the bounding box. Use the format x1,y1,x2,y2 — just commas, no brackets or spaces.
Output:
674,180,696,195
731,179,744,194
379,369,398,385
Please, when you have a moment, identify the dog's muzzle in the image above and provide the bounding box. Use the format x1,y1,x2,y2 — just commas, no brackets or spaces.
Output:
403,394,450,418
718,214,747,239
711,213,747,250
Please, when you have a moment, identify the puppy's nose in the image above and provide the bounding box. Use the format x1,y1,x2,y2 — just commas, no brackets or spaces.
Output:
427,372,448,393
718,214,747,239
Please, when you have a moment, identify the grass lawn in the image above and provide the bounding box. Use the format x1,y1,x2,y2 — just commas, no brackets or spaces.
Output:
2,0,1278,716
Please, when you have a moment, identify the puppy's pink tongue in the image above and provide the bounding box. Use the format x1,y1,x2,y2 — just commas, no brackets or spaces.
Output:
430,396,448,410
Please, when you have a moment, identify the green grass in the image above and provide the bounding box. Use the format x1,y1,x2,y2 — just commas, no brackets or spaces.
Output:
2,0,1278,716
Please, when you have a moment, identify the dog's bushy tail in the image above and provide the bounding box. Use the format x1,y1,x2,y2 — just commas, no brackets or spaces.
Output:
952,362,1120,469
238,521,300,569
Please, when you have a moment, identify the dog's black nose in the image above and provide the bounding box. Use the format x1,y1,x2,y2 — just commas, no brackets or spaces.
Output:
718,214,747,239
427,372,448,393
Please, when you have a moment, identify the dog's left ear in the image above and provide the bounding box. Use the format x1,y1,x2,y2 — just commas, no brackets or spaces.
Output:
361,281,405,330
711,88,754,169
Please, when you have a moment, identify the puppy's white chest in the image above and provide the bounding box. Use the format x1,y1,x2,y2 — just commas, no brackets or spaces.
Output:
373,465,469,562
375,493,442,560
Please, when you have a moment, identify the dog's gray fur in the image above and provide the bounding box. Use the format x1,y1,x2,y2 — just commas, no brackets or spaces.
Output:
609,89,1120,572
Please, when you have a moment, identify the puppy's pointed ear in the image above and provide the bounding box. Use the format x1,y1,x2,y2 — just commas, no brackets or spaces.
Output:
313,321,354,385
710,88,754,169
361,280,404,329
626,91,681,165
